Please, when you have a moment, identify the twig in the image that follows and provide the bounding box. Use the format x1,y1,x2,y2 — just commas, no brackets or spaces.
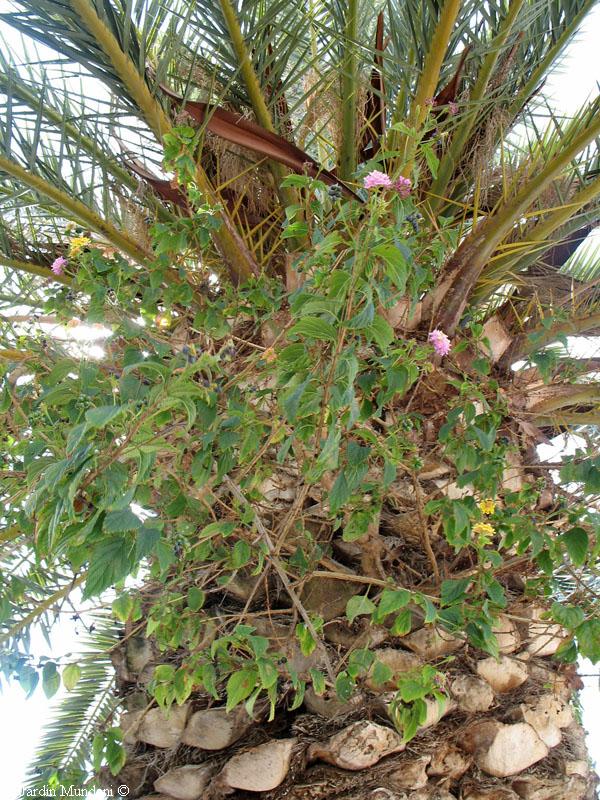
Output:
412,472,440,584
223,476,336,682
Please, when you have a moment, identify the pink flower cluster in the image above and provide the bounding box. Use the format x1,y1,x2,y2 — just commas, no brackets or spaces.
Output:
363,171,413,196
428,328,451,357
394,176,412,198
364,170,392,189
51,256,67,275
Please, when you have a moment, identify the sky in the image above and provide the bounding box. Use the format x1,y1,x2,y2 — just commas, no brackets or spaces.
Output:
0,4,599,800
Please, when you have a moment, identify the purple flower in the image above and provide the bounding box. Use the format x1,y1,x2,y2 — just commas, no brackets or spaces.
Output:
428,328,451,357
448,101,459,116
393,176,412,198
364,170,392,189
51,256,67,275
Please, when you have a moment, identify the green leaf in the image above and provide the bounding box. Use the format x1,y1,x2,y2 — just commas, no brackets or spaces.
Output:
106,730,126,776
390,608,412,636
85,404,127,428
18,666,39,698
103,508,141,533
92,733,104,772
295,622,317,657
84,537,135,599
42,662,60,699
416,595,438,624
440,579,470,606
370,659,394,688
329,471,350,515
226,667,258,712
154,664,175,682
231,539,251,569
576,619,600,663
471,425,496,452
310,668,326,696
187,587,205,611
289,317,337,342
112,594,134,622
199,521,236,539
257,657,278,689
335,670,354,701
365,315,394,350
345,299,375,330
343,509,372,541
155,540,175,571
62,663,82,692
348,648,375,678
374,589,412,623
399,678,428,702
373,243,408,293
135,527,161,560
562,527,589,566
346,594,376,624
551,602,584,630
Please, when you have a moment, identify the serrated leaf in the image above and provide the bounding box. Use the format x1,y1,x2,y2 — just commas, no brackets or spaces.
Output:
112,594,134,622
85,404,127,428
187,587,205,611
551,601,584,630
310,668,326,695
374,589,412,623
440,579,470,606
390,608,412,636
289,317,337,342
576,619,600,663
366,314,394,350
199,521,236,539
231,539,251,568
370,660,394,688
103,508,141,533
329,471,350,515
562,527,589,566
226,667,258,712
335,670,354,701
84,537,135,599
42,662,60,699
257,657,278,689
346,594,376,624
62,663,82,692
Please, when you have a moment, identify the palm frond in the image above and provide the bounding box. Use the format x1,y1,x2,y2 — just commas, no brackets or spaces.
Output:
22,615,121,794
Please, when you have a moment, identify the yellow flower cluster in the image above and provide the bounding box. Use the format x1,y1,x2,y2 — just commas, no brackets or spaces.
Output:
472,522,495,544
69,236,91,257
473,522,495,536
478,499,496,515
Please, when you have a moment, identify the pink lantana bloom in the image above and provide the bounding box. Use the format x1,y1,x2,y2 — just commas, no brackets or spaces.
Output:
429,329,451,357
448,101,459,116
364,170,392,189
51,256,67,275
393,176,412,198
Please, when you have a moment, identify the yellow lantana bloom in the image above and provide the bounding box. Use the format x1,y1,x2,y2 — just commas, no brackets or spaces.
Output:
69,236,91,257
473,522,495,537
473,522,496,546
478,499,496,515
